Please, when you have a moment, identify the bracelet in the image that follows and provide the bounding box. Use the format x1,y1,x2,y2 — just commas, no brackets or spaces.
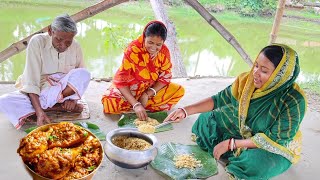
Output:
178,107,188,118
149,88,157,96
228,138,232,151
132,102,142,110
230,138,234,151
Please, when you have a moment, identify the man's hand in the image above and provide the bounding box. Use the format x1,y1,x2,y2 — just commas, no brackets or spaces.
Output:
61,100,77,112
213,139,229,160
36,111,51,126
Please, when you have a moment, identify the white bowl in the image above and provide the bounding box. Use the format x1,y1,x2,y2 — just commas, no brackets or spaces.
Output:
104,128,158,169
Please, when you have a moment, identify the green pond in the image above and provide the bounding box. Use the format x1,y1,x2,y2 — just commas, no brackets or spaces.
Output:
0,1,319,86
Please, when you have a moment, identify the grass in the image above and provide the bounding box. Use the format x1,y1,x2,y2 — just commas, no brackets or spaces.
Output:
285,8,320,20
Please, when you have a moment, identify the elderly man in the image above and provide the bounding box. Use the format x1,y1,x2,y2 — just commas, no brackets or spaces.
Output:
0,14,90,129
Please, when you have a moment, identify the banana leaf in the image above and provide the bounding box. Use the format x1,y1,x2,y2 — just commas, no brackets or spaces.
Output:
151,142,218,180
117,111,173,133
24,122,106,141
24,126,37,134
74,122,106,141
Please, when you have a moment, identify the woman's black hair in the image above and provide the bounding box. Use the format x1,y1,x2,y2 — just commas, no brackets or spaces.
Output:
144,22,167,41
261,45,284,68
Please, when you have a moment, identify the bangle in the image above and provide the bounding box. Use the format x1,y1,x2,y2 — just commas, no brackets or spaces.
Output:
178,107,188,118
228,138,232,151
149,88,157,96
233,139,237,150
132,102,141,110
230,138,234,151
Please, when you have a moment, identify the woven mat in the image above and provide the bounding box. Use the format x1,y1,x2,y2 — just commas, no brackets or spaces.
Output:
26,99,90,123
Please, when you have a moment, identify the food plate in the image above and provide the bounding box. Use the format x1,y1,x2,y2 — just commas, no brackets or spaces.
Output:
18,122,104,180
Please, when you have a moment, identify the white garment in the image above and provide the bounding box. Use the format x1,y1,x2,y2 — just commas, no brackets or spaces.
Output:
0,68,90,129
15,33,85,95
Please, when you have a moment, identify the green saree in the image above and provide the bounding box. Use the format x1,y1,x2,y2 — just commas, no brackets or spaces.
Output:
192,44,307,180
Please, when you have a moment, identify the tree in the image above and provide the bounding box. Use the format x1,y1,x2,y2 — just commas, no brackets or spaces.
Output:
0,0,129,63
184,0,253,66
150,0,188,78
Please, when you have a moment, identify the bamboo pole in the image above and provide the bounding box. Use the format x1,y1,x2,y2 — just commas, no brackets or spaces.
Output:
269,0,286,44
0,0,129,63
184,0,253,66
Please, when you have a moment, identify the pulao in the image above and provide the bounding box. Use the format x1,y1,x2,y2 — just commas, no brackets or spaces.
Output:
174,153,203,170
112,135,152,151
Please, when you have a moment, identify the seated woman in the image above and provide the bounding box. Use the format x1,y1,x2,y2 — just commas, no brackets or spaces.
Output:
102,21,185,120
165,44,306,179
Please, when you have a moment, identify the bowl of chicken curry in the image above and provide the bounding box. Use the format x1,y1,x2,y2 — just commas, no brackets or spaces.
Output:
17,122,103,180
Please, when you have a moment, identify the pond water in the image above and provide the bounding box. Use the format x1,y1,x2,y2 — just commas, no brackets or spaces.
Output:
0,1,319,85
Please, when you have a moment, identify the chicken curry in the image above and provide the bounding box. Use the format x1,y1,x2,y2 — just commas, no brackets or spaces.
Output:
17,122,102,179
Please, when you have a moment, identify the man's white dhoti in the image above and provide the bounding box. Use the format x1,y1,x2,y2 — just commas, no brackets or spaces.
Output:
0,68,90,129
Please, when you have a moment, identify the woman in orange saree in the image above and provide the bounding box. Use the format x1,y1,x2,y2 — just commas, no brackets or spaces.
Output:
101,21,185,120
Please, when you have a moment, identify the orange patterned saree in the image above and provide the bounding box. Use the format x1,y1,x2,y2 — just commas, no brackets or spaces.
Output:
102,21,185,114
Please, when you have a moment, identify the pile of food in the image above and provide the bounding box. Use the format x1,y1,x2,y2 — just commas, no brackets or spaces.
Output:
191,133,197,142
137,124,156,134
173,153,203,170
112,135,152,151
17,122,103,179
134,117,160,126
134,117,159,134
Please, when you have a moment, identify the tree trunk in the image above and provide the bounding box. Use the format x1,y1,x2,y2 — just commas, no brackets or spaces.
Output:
0,0,129,63
184,0,253,66
269,0,286,44
150,0,188,78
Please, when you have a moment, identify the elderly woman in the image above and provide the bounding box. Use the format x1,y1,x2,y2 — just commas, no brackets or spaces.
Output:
102,21,185,120
165,44,306,179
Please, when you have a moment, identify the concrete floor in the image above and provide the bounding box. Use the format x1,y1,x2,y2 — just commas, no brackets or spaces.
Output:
0,78,319,179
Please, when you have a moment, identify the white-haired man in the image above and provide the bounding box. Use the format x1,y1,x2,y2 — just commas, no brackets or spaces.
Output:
0,14,91,128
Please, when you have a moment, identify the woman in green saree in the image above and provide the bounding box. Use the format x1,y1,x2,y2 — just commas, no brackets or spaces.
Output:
165,44,306,179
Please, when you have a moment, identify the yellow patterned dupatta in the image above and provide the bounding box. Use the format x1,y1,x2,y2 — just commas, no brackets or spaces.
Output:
231,44,307,163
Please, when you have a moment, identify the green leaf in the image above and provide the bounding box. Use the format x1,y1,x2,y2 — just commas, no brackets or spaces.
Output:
24,126,37,134
86,122,100,130
83,131,88,137
48,135,58,141
117,111,173,133
75,122,106,141
87,165,96,171
151,142,218,180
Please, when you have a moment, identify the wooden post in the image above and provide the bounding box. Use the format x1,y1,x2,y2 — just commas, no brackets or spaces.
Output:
269,0,286,44
0,0,129,63
150,0,187,78
184,0,252,66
